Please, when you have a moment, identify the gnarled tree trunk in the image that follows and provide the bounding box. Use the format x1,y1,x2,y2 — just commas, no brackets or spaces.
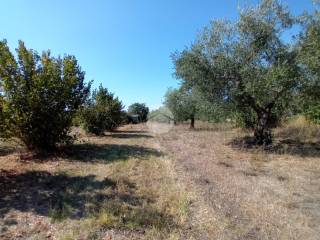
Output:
190,116,195,129
254,109,272,145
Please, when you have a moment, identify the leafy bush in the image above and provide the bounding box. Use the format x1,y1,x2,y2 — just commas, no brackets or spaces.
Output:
72,111,82,127
81,85,124,135
128,103,149,122
0,40,91,151
233,108,257,129
305,104,320,124
234,103,289,129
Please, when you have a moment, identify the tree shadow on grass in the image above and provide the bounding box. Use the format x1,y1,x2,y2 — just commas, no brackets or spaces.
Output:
0,170,176,231
62,143,162,163
193,124,235,132
0,140,20,157
0,170,115,219
110,133,153,139
114,130,149,134
0,146,15,157
228,135,320,158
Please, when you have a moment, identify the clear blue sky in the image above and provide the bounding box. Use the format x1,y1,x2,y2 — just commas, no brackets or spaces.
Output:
0,0,314,110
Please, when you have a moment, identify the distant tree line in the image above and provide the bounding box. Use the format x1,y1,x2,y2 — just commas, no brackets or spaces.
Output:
0,40,149,152
164,0,320,145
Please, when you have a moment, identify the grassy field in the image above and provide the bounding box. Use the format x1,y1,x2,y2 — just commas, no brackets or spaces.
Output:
0,124,189,240
0,119,320,239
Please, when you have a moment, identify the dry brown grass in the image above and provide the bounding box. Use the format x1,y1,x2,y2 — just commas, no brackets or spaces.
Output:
158,119,320,240
276,116,320,143
0,124,189,240
1,119,319,239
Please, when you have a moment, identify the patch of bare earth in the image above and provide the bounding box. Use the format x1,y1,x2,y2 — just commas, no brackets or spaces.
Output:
158,123,320,240
0,124,189,240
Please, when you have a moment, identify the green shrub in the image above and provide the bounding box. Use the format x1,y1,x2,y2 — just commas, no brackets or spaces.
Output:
234,105,285,129
234,108,257,129
81,85,124,135
128,103,149,122
0,96,9,138
72,111,82,127
305,104,320,124
0,40,91,151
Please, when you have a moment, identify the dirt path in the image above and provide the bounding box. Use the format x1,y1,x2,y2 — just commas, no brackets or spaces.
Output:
157,125,320,240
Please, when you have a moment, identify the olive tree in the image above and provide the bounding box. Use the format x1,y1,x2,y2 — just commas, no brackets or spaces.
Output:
0,40,91,151
164,87,198,128
173,0,301,144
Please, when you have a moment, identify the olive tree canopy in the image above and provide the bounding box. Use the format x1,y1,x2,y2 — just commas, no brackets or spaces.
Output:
173,0,301,144
298,8,320,123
